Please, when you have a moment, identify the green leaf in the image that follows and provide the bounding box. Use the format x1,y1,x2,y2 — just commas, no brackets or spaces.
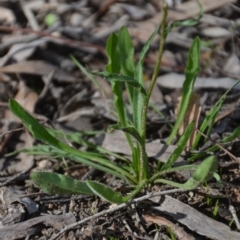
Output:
118,26,135,106
106,33,121,73
46,128,129,162
91,72,146,96
107,125,143,145
9,99,136,182
105,33,134,150
31,172,94,195
155,156,218,189
86,179,147,203
71,55,104,93
133,24,160,132
192,125,240,161
164,0,202,37
118,26,135,77
162,122,195,170
184,156,218,188
192,97,225,148
193,80,240,149
86,180,127,203
9,99,61,147
167,37,200,144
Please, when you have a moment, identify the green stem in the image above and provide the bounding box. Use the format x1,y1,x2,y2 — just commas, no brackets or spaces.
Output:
139,3,168,181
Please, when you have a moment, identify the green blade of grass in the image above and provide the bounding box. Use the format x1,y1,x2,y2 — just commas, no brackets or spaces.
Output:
193,97,225,149
71,55,105,94
191,125,240,161
31,172,94,195
193,80,240,149
167,37,200,144
162,121,195,170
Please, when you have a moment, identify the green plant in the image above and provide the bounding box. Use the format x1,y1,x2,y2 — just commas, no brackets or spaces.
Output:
212,199,219,218
9,1,218,203
167,227,176,240
108,237,119,240
44,13,57,27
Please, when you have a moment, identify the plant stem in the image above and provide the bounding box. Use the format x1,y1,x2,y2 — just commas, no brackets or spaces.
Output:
139,3,168,181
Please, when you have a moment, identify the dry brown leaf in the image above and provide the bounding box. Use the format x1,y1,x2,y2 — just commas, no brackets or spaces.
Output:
175,93,201,148
143,214,194,240
0,61,77,83
0,213,75,240
157,73,240,90
99,131,184,164
223,53,240,77
129,0,236,42
152,195,240,240
0,81,37,172
4,80,38,122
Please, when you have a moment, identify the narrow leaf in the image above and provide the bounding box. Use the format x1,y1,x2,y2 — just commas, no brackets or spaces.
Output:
118,26,135,77
9,99,60,147
91,72,146,95
193,80,240,149
86,180,147,204
164,0,202,37
106,33,121,73
184,156,218,188
9,99,136,182
71,55,105,94
133,24,160,132
107,125,143,145
162,122,195,170
86,180,126,203
118,26,135,105
31,172,94,195
156,156,217,189
167,37,200,144
105,32,134,150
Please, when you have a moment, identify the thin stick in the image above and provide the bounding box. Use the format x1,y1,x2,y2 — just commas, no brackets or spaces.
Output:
196,129,240,163
0,26,105,53
50,188,188,240
139,2,168,181
0,169,29,187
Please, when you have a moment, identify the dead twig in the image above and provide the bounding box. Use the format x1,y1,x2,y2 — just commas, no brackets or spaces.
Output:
196,129,240,163
50,188,188,240
0,169,29,187
0,26,105,54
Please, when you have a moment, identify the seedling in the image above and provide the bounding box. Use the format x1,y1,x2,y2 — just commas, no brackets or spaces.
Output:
9,1,218,203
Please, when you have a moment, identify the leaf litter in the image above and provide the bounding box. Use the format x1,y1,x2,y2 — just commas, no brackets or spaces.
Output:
1,0,240,239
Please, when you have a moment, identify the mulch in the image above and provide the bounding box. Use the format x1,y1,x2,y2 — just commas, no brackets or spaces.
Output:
1,0,240,239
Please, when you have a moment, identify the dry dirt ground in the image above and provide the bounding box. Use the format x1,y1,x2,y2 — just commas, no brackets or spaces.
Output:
1,0,240,239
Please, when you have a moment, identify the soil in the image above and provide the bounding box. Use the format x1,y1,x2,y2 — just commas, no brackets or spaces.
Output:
1,0,240,239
